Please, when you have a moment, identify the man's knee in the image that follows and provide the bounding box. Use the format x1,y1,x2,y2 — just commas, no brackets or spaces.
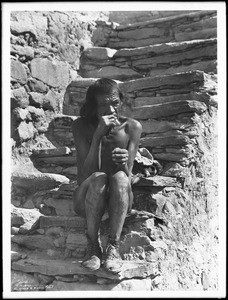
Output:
89,172,108,192
110,171,129,194
88,172,108,196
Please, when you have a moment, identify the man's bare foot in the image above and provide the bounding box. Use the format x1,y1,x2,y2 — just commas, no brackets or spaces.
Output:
103,241,123,274
81,239,103,271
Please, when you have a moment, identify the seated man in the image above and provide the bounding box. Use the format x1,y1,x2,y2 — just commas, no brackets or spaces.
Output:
72,78,142,272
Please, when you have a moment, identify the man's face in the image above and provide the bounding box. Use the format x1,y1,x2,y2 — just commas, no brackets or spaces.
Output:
96,93,121,119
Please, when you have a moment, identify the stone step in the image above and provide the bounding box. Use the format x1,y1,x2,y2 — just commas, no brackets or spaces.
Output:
93,11,217,49
79,38,217,80
59,70,216,169
12,209,167,260
12,257,159,281
136,176,182,188
39,215,86,229
12,180,77,215
11,171,70,194
129,100,207,120
63,70,216,118
32,147,77,174
32,146,73,157
108,10,198,26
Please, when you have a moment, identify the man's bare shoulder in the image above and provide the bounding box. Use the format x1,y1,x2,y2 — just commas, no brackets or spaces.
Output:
122,117,142,133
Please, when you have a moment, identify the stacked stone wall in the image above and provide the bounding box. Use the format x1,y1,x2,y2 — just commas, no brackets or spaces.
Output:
10,11,109,149
79,39,217,80
93,11,217,49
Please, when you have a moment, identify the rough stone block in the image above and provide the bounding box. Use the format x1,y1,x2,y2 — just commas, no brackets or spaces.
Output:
12,107,30,121
27,106,45,120
22,199,35,209
10,11,47,38
161,162,189,177
11,204,41,227
120,231,153,254
43,90,63,112
11,87,29,109
11,59,27,84
18,218,39,234
59,44,80,65
83,47,117,60
11,45,35,59
16,121,37,141
30,58,70,88
27,78,48,93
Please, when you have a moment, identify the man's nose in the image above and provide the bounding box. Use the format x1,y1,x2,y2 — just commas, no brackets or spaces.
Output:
107,105,115,114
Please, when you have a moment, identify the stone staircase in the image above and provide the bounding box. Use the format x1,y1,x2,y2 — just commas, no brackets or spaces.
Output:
11,10,218,291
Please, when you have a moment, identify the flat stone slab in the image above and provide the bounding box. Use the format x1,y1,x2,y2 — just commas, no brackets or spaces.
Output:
39,216,87,229
48,278,153,291
12,258,159,280
116,10,216,31
11,171,70,192
32,147,72,157
137,176,182,188
120,70,205,93
11,235,55,250
130,100,207,120
114,38,217,58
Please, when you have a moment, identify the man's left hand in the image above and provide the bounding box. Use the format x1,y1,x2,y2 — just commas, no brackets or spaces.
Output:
112,148,129,165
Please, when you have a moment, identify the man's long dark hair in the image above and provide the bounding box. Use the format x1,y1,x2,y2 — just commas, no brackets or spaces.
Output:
80,78,124,123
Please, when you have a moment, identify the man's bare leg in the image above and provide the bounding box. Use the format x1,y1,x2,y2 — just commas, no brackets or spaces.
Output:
73,172,108,270
85,172,108,243
104,170,133,272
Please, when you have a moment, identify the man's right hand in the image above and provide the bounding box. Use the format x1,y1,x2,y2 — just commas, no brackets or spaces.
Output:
95,115,118,139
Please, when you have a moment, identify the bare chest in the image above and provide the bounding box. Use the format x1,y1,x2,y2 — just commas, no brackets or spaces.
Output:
101,125,129,152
